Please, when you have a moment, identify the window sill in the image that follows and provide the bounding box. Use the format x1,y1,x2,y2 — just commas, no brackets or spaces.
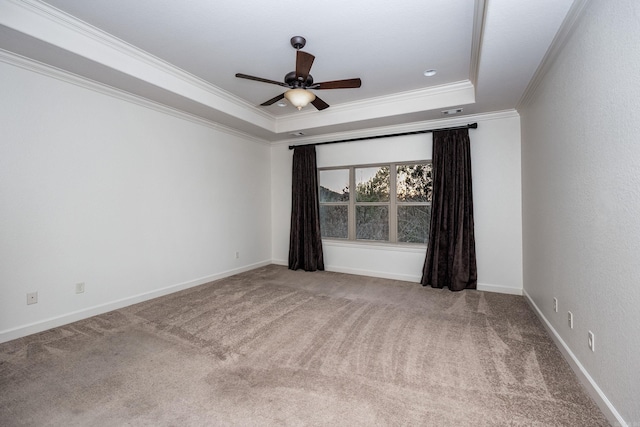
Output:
321,239,427,253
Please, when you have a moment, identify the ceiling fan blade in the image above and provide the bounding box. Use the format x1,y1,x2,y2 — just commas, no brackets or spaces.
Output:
311,96,329,111
260,93,286,106
313,78,362,89
295,51,315,81
235,73,289,87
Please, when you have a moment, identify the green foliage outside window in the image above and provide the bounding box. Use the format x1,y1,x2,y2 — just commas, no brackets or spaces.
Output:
319,162,431,244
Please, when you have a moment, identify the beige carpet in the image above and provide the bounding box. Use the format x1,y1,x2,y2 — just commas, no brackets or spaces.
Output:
0,265,608,426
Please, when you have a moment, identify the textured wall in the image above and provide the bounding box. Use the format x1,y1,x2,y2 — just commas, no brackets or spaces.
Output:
0,60,272,340
520,0,640,423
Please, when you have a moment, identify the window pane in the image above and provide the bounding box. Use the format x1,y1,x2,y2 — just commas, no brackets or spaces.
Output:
320,205,348,238
356,166,390,202
397,163,433,202
397,205,431,243
319,169,349,202
356,206,389,241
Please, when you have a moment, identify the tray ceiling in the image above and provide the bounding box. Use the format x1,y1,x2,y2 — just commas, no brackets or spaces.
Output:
0,0,579,141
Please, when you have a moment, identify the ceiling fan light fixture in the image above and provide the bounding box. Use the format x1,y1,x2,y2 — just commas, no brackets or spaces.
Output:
284,88,316,110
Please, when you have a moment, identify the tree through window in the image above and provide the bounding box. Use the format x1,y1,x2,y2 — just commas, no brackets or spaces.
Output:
319,162,431,244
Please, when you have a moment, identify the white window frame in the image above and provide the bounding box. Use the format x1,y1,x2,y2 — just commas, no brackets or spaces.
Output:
318,161,431,246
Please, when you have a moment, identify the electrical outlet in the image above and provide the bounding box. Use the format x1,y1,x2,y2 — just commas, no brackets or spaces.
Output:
568,311,574,329
75,282,85,294
235,251,240,259
553,297,558,313
27,292,38,305
588,331,595,352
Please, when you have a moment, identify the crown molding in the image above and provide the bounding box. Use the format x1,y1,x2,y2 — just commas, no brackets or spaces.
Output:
4,0,254,108
0,48,270,146
0,0,277,130
274,109,519,147
275,80,476,134
1,0,492,141
517,0,591,109
469,0,487,88
4,38,517,151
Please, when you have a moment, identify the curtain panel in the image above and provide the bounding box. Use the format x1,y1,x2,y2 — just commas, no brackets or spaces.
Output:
421,128,477,291
288,145,324,271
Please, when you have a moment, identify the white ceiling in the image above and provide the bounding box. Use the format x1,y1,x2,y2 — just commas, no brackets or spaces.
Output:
0,0,578,142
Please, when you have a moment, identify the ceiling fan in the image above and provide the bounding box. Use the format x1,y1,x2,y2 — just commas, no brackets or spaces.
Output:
235,36,362,111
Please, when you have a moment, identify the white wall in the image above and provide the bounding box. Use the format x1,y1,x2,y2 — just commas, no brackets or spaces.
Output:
272,112,523,293
0,60,272,342
519,1,640,424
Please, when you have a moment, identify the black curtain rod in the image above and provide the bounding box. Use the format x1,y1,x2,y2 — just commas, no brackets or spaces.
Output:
288,123,478,150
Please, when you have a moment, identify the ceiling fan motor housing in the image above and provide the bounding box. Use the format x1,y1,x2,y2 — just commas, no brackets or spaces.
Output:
285,71,313,87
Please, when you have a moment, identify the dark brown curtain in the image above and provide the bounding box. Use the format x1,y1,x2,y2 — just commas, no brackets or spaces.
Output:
421,128,477,291
288,145,324,271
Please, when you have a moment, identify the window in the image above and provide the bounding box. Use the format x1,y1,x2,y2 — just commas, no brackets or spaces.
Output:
318,169,349,239
319,162,432,244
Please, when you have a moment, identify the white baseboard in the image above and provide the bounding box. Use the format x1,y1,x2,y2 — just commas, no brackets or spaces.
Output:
477,282,522,295
0,260,271,344
273,259,523,295
273,259,421,282
523,290,627,427
325,265,422,283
